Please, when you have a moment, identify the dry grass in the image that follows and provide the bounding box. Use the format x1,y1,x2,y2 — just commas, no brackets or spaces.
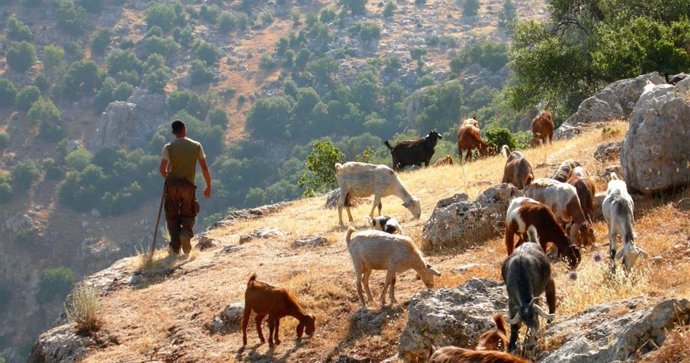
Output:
76,122,690,362
641,324,690,362
65,284,103,336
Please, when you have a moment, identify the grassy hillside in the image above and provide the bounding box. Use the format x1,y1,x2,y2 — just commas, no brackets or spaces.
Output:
69,121,690,362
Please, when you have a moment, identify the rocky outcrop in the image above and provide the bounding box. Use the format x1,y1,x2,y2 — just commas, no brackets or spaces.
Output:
207,302,244,334
539,298,690,363
211,201,291,228
239,227,288,244
89,88,167,151
620,78,690,194
593,141,622,163
555,73,665,139
27,324,92,363
422,183,517,249
398,278,507,362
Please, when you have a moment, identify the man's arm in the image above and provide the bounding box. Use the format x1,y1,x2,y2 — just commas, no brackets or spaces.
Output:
199,158,212,199
159,159,168,178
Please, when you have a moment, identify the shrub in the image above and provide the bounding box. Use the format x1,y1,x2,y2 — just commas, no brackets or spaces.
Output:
0,78,17,107
485,127,517,150
320,8,336,23
63,40,84,62
259,54,276,70
61,60,104,99
15,86,41,112
15,226,38,245
43,44,65,70
65,284,103,336
106,49,142,77
56,0,86,35
207,108,229,129
76,0,104,13
143,68,170,94
139,35,178,59
0,132,9,149
462,0,480,17
7,16,33,41
341,0,367,15
33,73,50,92
6,41,37,73
193,40,221,65
0,182,12,203
113,82,133,101
383,2,396,17
27,97,61,127
450,38,508,73
217,12,237,33
173,27,194,47
297,140,342,197
189,60,215,85
65,148,93,171
36,267,76,304
90,29,112,54
42,158,63,180
11,160,41,192
146,3,178,32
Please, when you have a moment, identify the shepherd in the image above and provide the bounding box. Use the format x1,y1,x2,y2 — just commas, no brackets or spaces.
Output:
158,119,212,255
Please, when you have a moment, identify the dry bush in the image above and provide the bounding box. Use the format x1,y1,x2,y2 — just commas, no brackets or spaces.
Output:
65,284,103,336
641,324,690,362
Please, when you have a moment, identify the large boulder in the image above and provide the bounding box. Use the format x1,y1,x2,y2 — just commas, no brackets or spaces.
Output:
89,88,167,151
422,183,517,249
397,278,507,362
27,324,92,363
555,72,665,139
540,297,690,363
621,79,690,193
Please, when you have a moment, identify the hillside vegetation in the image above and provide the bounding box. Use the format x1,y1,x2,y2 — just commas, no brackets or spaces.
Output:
44,122,690,362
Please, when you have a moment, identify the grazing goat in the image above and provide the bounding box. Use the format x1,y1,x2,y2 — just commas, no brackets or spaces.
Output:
476,314,510,351
525,178,596,247
567,166,596,223
429,346,530,363
552,159,579,182
602,173,647,271
241,274,316,347
505,197,581,269
432,155,454,167
457,125,492,162
367,215,402,234
530,111,553,147
345,227,440,309
384,130,442,170
335,162,421,227
461,117,480,128
501,151,534,190
501,227,556,353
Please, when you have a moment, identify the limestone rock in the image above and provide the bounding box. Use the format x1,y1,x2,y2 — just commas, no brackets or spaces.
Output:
556,73,665,139
212,202,290,228
422,183,517,249
621,83,690,193
207,302,244,334
398,278,507,362
27,324,91,363
195,235,217,251
239,227,288,244
593,142,622,163
291,235,328,248
540,298,690,362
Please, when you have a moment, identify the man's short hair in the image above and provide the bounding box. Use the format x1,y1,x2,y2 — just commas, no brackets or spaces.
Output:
171,120,185,134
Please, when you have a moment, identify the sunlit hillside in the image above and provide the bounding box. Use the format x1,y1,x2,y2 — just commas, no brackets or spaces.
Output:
64,121,690,362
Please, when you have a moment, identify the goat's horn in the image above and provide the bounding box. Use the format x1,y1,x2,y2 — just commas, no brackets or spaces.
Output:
506,312,521,325
534,304,555,320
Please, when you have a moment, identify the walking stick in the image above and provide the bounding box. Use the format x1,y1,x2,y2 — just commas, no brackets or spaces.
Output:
150,183,166,257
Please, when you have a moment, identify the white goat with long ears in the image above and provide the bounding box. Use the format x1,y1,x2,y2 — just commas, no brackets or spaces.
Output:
602,173,647,270
345,227,440,309
335,162,421,227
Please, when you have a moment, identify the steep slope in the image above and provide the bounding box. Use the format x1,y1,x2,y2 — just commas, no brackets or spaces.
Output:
31,122,690,362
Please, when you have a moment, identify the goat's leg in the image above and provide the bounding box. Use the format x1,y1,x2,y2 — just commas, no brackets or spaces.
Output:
380,270,395,306
508,320,520,353
362,270,374,302
355,270,367,309
273,317,281,345
609,231,617,268
370,195,381,218
267,316,275,347
505,229,515,255
389,276,397,304
377,201,382,217
255,313,266,344
241,308,251,346
346,206,354,223
545,278,556,323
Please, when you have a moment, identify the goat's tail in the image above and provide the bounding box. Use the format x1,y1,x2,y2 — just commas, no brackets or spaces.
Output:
334,163,343,175
346,226,356,246
247,273,257,286
493,313,508,335
500,145,510,158
384,140,394,151
526,225,540,245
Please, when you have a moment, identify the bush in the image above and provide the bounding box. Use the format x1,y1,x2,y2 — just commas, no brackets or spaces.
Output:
0,132,9,149
42,158,63,180
6,41,37,73
56,0,86,35
246,96,293,139
7,16,33,41
33,73,50,92
297,140,342,196
173,27,194,47
65,284,103,335
90,29,112,54
450,38,508,73
207,108,229,129
341,0,367,15
383,2,396,17
76,0,104,13
36,267,75,304
0,78,17,107
193,40,221,65
188,60,215,85
139,35,178,59
259,54,276,70
63,40,84,62
146,4,178,32
15,86,41,112
462,0,480,17
11,160,41,192
27,97,61,127
43,44,65,70
485,127,517,150
217,12,237,33
0,182,12,203
113,82,133,101
61,60,104,99
65,148,93,171
106,49,142,77
142,68,170,94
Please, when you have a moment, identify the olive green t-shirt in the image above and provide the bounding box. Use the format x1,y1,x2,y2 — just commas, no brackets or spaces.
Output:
161,137,205,185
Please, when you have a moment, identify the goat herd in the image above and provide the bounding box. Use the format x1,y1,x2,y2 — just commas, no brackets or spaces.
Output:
241,114,647,363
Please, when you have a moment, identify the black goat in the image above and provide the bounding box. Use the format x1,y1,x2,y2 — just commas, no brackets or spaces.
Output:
501,226,556,353
384,130,442,171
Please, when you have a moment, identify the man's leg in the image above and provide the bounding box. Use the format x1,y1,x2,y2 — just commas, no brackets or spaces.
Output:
164,181,182,254
178,181,198,255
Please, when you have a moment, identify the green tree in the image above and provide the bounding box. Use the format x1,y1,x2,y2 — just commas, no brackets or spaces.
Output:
106,49,142,77
15,86,41,111
297,140,343,196
35,267,76,304
7,16,33,41
450,38,508,73
462,0,480,17
11,160,41,192
189,59,215,85
383,2,396,17
43,44,65,70
56,0,86,35
498,0,517,29
146,3,178,32
142,68,170,93
0,181,12,203
6,41,37,73
415,80,464,132
193,40,222,65
0,132,9,149
90,29,112,54
0,78,17,107
61,60,103,99
77,0,104,13
246,96,293,139
27,97,61,126
340,0,367,15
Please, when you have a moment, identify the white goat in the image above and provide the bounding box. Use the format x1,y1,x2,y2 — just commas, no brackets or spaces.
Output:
366,215,403,234
345,227,440,309
602,173,647,270
335,162,421,227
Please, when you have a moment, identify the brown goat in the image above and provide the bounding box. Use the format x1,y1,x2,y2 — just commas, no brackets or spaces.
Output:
501,151,534,190
429,347,531,363
530,111,553,147
505,197,582,269
457,125,491,162
241,274,316,347
567,166,596,224
476,314,509,351
433,155,454,167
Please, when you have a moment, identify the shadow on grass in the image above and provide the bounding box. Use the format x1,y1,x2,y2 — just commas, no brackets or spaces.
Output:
236,338,309,362
131,250,196,289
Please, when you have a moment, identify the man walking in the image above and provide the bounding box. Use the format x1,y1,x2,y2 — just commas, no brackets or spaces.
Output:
159,119,212,255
